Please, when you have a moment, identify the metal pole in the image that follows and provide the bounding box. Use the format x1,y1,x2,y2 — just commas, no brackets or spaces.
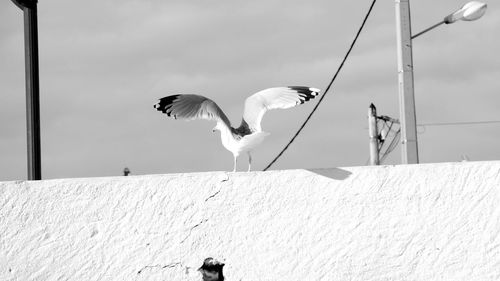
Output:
368,104,380,165
411,20,445,39
12,0,41,180
395,0,419,164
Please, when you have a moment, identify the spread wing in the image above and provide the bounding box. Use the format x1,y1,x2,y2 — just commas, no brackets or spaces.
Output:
242,86,320,132
154,94,231,128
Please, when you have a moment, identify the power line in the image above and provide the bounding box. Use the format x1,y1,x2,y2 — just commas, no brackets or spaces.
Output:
419,120,500,127
377,119,395,153
375,120,500,163
262,0,378,171
380,128,401,163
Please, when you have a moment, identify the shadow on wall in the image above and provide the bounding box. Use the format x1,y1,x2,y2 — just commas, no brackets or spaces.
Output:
306,168,352,181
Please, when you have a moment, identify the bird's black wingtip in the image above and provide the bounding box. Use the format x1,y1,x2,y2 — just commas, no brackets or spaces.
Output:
154,94,181,116
288,86,321,104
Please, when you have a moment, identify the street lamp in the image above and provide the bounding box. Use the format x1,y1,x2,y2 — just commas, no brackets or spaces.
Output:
413,1,488,39
394,1,487,164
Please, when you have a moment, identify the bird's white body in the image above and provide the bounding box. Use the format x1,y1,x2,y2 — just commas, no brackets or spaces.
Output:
217,124,270,171
154,86,320,171
219,127,270,156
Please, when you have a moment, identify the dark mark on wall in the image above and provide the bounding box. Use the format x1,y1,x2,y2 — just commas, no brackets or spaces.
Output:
137,262,181,275
181,219,209,243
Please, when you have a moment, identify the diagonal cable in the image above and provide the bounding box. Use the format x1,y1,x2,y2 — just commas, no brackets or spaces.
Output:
263,0,378,171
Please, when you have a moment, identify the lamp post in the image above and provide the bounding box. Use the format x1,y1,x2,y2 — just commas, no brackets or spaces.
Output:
413,1,488,39
11,0,41,180
394,1,487,164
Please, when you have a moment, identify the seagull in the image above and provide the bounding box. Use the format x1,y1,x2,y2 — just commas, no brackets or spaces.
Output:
154,86,321,172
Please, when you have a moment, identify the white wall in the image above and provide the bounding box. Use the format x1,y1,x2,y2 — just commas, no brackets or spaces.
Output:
1,161,500,280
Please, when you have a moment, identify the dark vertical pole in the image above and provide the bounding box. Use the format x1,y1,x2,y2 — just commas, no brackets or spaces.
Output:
24,3,41,180
12,0,41,180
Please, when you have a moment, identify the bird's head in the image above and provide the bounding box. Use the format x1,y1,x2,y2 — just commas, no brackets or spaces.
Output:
212,124,221,133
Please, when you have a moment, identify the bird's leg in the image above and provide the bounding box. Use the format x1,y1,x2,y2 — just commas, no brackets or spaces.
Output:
247,152,252,172
232,155,237,172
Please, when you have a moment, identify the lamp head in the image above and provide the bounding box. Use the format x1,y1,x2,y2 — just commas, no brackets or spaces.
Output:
444,1,487,24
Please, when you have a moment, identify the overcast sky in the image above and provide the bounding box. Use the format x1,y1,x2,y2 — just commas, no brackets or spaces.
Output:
1,0,499,180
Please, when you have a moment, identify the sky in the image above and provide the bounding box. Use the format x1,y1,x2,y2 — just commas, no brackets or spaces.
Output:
0,0,499,180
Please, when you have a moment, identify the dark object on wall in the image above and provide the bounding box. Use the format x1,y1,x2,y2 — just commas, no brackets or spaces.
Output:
199,257,225,281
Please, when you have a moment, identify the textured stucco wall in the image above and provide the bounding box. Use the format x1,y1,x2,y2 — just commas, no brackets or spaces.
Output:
1,161,500,280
